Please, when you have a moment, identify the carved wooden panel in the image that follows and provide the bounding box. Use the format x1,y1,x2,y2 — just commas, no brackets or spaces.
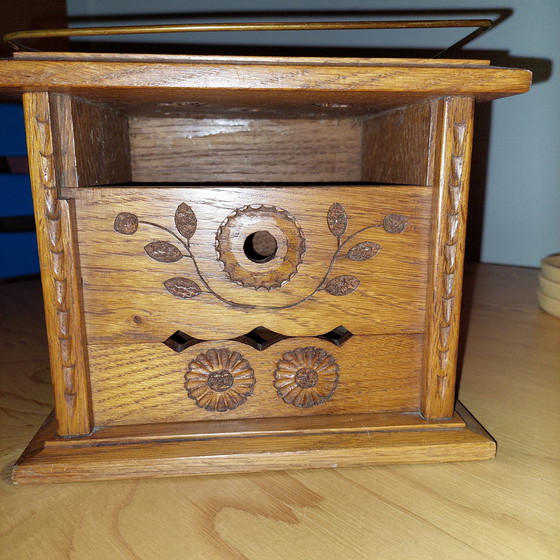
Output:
88,334,422,425
164,325,354,353
67,185,431,342
215,205,306,290
112,199,410,306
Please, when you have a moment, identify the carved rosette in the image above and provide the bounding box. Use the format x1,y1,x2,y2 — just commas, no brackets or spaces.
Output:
215,205,306,290
274,347,339,408
185,348,256,412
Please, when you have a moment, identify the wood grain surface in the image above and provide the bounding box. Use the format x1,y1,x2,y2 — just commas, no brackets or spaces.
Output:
1,264,558,558
61,95,131,188
68,186,431,342
130,117,362,183
22,92,93,436
88,334,423,425
44,410,466,447
11,403,494,484
362,101,437,186
0,57,531,108
422,97,474,419
14,51,492,65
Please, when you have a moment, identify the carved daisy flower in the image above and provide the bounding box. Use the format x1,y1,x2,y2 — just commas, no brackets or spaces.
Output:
185,348,256,412
274,346,339,408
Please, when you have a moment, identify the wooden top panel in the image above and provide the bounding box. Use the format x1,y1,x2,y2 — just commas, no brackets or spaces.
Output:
0,53,531,108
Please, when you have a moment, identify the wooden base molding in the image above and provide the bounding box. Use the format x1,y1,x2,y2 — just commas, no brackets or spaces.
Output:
12,402,495,484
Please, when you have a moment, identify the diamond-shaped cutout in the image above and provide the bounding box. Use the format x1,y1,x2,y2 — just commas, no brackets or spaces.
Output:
232,326,290,351
163,325,353,353
163,330,204,353
317,325,354,347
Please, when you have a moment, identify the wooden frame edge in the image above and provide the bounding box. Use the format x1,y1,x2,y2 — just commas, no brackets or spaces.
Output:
12,402,495,484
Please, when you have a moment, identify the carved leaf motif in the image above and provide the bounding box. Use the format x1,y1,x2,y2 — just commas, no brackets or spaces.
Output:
347,241,381,261
144,241,183,262
164,277,202,299
327,203,348,238
114,212,138,235
383,214,408,234
325,275,360,296
175,203,197,240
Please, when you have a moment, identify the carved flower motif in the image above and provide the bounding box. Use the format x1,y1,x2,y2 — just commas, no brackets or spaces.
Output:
185,348,256,412
216,205,306,290
274,346,339,408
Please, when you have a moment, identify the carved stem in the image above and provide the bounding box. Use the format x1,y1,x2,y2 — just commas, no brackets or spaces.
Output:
140,220,237,307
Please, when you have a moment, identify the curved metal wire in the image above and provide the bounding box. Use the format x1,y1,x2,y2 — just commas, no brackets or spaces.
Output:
3,19,494,57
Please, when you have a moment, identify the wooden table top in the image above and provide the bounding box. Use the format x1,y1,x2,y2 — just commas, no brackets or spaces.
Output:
1,263,558,559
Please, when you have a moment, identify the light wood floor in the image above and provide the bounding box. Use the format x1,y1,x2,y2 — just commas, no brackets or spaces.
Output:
0,264,558,559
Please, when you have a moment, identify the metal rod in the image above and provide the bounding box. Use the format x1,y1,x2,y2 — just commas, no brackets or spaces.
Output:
3,19,493,48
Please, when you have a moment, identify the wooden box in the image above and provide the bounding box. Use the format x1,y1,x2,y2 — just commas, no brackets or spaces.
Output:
0,52,530,483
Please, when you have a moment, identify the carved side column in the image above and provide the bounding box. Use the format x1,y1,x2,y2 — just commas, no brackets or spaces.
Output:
422,97,474,420
23,92,93,436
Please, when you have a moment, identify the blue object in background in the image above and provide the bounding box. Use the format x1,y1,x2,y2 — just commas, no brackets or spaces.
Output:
0,173,33,216
0,102,39,279
0,103,27,154
0,232,39,278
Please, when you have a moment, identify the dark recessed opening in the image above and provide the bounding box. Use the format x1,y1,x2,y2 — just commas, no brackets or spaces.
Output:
243,230,278,263
163,325,353,353
163,330,203,352
317,326,354,347
233,326,289,351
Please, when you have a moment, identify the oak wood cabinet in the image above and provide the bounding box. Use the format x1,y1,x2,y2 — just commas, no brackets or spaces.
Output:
0,52,531,483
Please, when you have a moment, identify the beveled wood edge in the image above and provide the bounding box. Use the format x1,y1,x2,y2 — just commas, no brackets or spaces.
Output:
0,60,531,100
45,410,467,448
12,51,492,67
12,402,495,484
455,401,495,443
11,410,58,468
60,184,431,197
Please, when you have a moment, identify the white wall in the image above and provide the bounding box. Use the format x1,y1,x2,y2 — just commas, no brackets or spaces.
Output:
67,0,560,267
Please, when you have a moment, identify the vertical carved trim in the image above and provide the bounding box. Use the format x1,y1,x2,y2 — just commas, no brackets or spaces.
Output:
23,92,93,436
439,119,467,371
422,97,474,420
